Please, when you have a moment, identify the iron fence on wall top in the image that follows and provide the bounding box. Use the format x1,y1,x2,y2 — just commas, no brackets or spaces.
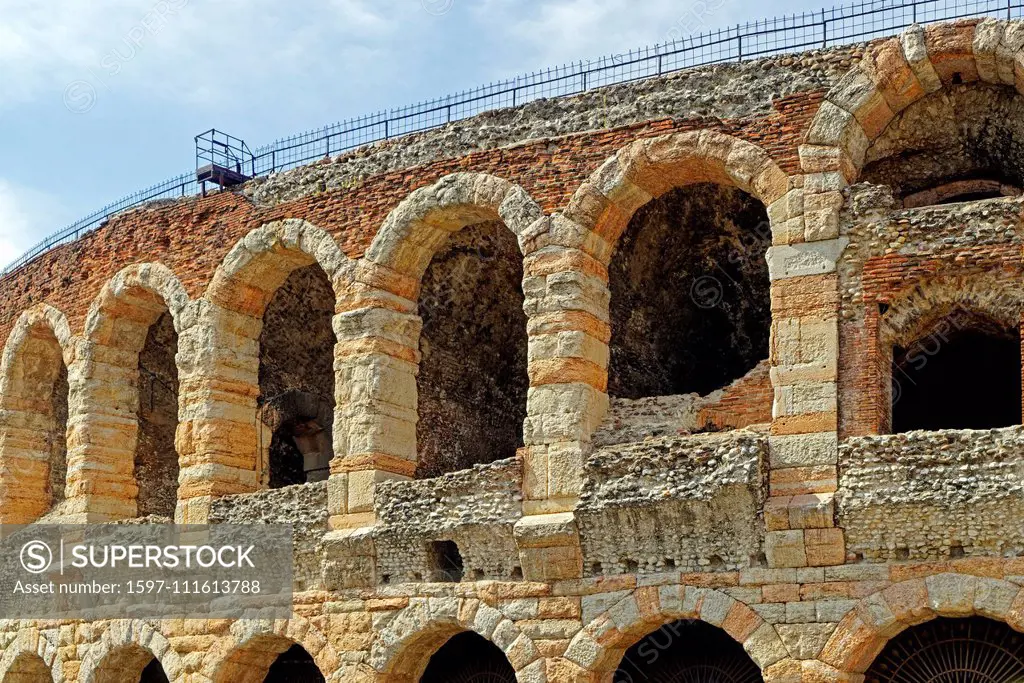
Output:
4,0,1023,279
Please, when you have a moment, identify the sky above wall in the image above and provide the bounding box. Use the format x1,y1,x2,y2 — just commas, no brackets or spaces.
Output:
0,0,817,268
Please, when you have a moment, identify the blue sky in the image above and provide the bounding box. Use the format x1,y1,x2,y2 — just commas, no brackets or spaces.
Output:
0,0,816,267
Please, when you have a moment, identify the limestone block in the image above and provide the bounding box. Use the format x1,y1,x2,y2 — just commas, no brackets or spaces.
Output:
827,67,893,140
863,37,927,112
925,573,976,616
343,413,416,460
525,384,608,445
997,22,1024,85
334,306,421,348
527,331,609,369
789,494,835,530
901,25,943,93
806,102,869,170
974,20,1006,83
776,623,838,660
767,238,849,281
766,530,807,568
773,382,837,419
744,622,789,669
926,22,980,84
804,528,845,567
347,469,407,514
769,433,838,468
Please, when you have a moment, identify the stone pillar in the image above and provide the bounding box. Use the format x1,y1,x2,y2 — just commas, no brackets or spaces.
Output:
62,341,139,522
174,301,261,523
515,227,611,581
327,263,419,532
763,171,848,569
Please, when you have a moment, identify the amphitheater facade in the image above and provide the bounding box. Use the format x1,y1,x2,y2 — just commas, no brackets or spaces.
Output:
4,16,1024,683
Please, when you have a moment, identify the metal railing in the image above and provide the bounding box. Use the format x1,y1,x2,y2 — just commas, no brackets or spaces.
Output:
4,0,1023,279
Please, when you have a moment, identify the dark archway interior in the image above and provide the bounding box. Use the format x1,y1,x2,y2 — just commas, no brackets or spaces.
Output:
258,264,336,488
135,311,179,518
866,617,1024,683
48,361,68,509
264,645,325,683
608,183,771,399
420,631,517,683
429,540,464,582
614,620,764,683
416,221,528,479
139,657,169,683
862,85,1024,204
892,320,1021,433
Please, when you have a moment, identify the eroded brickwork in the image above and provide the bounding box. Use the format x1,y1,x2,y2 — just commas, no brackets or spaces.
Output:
5,19,1024,683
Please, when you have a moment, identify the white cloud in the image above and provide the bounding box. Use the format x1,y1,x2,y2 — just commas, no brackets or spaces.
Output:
0,0,404,110
470,0,734,68
0,180,69,270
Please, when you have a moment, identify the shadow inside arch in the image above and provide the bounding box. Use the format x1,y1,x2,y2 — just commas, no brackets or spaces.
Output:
613,619,764,683
1,651,53,683
89,645,168,683
214,634,326,683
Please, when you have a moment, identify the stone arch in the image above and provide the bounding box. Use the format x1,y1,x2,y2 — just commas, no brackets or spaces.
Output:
819,573,1024,675
563,586,788,681
370,597,541,682
65,263,191,521
176,219,351,522
333,173,542,518
804,20,1024,186
78,621,180,683
515,131,791,515
562,129,793,264
364,172,542,283
878,272,1023,348
0,629,62,682
207,616,340,683
0,304,74,523
866,272,1023,433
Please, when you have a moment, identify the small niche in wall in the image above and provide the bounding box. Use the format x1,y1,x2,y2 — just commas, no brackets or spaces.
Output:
429,540,464,583
891,322,1021,433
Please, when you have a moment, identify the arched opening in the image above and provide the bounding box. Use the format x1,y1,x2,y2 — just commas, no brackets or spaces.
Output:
213,636,325,683
866,617,1024,683
264,645,325,683
862,85,1024,207
2,652,53,682
606,183,771,430
91,646,168,683
134,310,179,518
0,316,70,521
416,220,528,478
257,263,337,488
891,311,1021,432
613,620,763,683
420,631,516,683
